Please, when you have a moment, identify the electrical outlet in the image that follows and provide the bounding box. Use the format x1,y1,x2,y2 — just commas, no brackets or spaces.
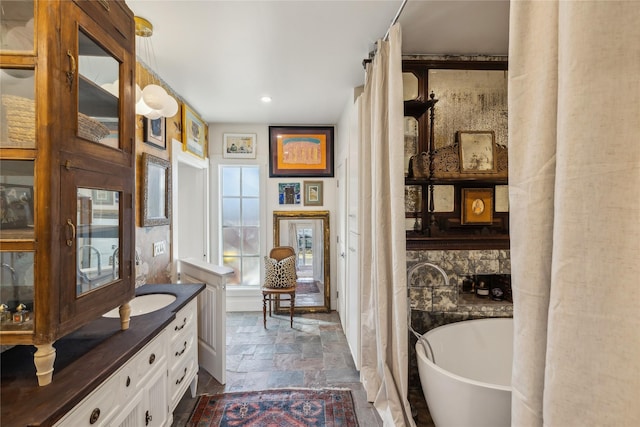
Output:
153,241,166,257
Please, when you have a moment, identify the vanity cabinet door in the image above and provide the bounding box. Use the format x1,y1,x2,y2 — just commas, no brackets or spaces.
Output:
58,161,133,334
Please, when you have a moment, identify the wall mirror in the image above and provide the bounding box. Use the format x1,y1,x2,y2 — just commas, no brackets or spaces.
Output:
273,210,330,312
142,153,171,226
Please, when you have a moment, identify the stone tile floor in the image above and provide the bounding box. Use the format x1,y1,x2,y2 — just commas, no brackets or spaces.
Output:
171,311,434,426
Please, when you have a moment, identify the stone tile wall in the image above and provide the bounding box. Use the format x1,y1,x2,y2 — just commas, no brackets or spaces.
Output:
407,249,513,392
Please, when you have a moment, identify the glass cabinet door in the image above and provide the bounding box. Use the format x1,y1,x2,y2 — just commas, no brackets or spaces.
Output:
77,29,120,148
0,0,35,53
75,188,120,296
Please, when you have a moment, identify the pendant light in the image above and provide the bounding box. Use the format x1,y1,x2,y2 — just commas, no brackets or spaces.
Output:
134,16,178,118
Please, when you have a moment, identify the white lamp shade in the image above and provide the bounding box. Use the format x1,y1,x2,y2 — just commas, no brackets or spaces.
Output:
135,97,153,116
142,84,167,110
144,109,162,120
159,94,178,117
135,84,142,103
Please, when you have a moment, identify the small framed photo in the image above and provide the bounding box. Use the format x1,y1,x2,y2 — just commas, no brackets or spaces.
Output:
278,183,301,205
458,131,496,173
461,188,494,225
223,133,256,159
304,181,323,206
182,104,207,159
143,117,166,150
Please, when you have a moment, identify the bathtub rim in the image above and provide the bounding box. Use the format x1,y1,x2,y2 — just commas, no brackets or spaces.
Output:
415,318,513,393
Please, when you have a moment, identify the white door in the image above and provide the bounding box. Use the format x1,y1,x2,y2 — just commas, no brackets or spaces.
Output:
172,142,227,384
336,160,347,331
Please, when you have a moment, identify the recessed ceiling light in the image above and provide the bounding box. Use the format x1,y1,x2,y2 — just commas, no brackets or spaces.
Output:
261,96,272,103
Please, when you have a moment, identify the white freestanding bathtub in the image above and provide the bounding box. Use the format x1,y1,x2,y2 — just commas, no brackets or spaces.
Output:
415,317,513,427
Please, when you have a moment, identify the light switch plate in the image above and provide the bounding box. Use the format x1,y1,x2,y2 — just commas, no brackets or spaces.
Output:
153,241,166,257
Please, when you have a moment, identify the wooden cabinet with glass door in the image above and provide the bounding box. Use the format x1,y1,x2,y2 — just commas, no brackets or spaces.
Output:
0,0,135,386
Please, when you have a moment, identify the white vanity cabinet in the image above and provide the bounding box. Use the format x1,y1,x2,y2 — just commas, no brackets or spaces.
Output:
54,329,169,427
168,298,199,412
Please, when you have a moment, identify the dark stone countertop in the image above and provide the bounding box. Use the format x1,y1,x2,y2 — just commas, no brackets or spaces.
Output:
0,283,205,427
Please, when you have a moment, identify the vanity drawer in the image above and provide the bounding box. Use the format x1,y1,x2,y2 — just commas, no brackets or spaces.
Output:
53,375,120,427
169,299,197,342
169,346,197,408
133,329,168,385
169,331,196,369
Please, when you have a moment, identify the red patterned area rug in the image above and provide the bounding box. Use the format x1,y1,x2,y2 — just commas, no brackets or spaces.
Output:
187,388,359,426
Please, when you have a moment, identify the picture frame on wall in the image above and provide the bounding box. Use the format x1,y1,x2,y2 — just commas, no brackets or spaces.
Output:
278,183,301,205
269,126,334,177
303,181,323,206
143,117,166,150
458,130,496,173
182,104,207,159
461,188,494,225
223,133,257,159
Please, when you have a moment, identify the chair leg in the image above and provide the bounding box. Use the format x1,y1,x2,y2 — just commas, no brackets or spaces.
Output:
262,294,267,328
290,291,295,328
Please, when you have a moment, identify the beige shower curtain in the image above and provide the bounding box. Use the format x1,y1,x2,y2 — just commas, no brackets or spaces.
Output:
358,24,414,426
509,1,640,425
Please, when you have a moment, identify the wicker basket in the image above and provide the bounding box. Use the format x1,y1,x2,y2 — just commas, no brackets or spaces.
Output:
2,94,111,144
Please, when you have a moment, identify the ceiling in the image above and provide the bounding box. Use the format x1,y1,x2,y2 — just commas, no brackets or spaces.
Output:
127,0,509,125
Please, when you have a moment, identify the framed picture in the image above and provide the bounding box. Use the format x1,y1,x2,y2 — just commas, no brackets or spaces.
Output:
278,183,301,205
461,188,494,225
182,104,207,159
269,126,334,177
142,153,172,227
303,181,323,206
223,133,257,159
458,131,496,173
143,117,166,150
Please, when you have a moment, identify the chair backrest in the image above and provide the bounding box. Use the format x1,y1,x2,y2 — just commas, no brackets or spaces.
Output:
269,246,296,261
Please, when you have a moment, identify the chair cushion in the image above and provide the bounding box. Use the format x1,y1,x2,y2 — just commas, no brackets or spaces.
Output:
264,255,297,289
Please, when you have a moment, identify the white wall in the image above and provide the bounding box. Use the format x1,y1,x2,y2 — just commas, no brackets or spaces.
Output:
207,123,338,311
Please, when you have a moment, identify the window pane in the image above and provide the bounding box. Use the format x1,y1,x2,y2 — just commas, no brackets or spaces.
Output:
242,227,260,255
221,168,240,197
242,167,259,197
223,256,240,285
222,198,240,226
222,227,241,256
242,198,259,226
243,256,260,286
0,160,35,239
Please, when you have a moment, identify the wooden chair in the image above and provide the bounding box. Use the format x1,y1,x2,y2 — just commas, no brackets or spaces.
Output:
262,246,296,328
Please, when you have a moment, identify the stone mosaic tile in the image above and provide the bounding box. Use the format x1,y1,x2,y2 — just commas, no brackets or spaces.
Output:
474,259,500,274
409,287,432,311
432,288,458,312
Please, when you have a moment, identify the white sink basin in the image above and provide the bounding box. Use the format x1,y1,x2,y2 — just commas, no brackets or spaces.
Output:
103,294,176,318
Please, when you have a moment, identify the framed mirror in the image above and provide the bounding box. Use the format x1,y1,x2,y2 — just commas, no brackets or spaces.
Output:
142,153,171,226
273,210,330,312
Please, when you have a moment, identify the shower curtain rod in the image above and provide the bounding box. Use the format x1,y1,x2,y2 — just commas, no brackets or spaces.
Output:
363,0,408,68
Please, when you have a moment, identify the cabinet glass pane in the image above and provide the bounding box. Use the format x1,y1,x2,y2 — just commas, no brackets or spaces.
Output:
76,188,120,296
77,30,119,148
1,160,34,239
0,251,34,332
403,72,419,101
0,1,34,52
0,68,35,148
404,117,418,175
